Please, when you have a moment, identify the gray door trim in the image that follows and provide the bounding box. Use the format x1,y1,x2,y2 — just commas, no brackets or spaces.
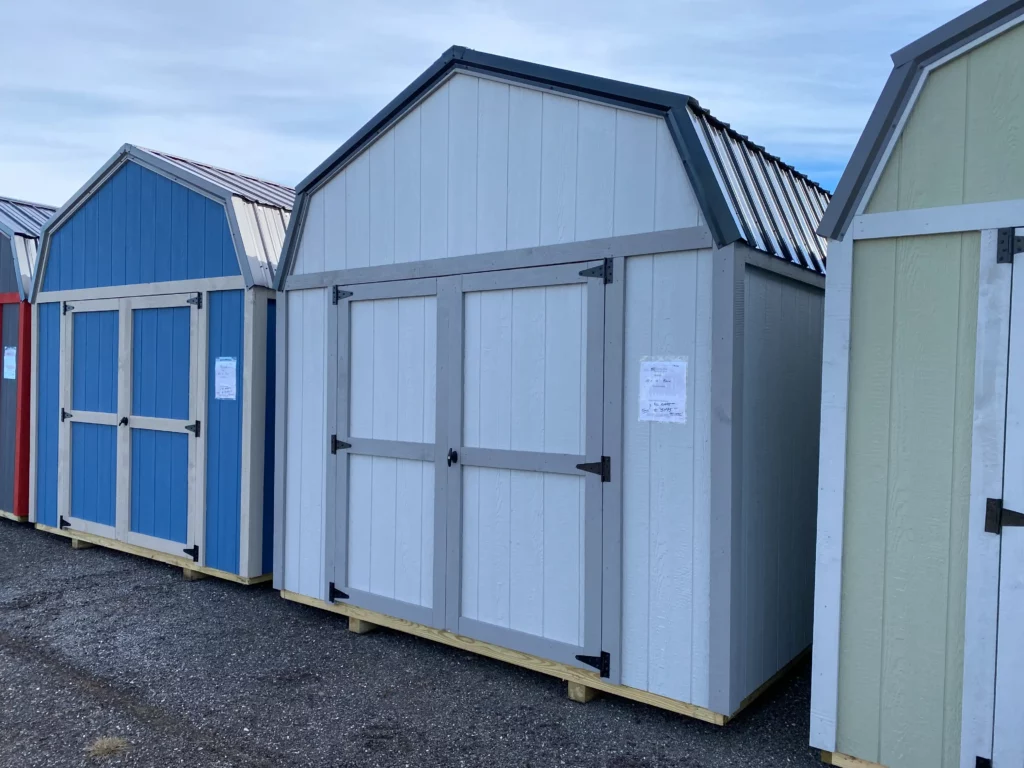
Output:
442,274,464,632
328,279,445,626
443,261,607,661
283,226,713,291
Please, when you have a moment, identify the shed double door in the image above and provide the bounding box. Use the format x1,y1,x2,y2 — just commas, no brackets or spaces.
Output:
59,294,199,557
328,263,608,673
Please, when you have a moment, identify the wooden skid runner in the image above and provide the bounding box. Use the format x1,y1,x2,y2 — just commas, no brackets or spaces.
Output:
0,509,28,523
35,524,271,586
821,751,887,768
282,590,742,725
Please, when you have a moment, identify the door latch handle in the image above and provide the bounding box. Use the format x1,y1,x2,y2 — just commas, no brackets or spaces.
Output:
447,449,459,467
119,416,128,426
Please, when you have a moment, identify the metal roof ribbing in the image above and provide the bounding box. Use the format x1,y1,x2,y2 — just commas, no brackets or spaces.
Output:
0,196,56,239
278,46,828,284
819,0,1024,240
137,147,295,211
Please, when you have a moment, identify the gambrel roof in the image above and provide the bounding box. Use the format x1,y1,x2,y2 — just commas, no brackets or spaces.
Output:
276,46,829,286
0,195,56,300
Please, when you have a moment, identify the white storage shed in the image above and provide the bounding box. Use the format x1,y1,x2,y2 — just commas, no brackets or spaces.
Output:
273,47,829,722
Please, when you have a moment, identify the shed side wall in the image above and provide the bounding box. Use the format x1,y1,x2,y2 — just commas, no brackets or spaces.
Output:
866,22,1024,214
262,298,276,575
0,236,19,294
35,302,60,528
621,248,713,707
734,265,822,708
837,233,978,768
41,161,241,294
289,73,703,278
0,303,19,513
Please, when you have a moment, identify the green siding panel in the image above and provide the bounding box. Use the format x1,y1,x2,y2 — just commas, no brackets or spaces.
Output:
838,234,977,768
865,21,1024,213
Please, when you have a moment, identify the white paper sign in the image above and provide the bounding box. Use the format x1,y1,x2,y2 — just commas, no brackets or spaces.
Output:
638,359,687,424
2,347,16,380
214,357,237,400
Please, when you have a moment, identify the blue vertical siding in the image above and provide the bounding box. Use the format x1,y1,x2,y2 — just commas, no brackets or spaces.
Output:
70,423,116,526
130,429,188,543
72,311,119,413
41,160,239,293
262,299,276,575
131,307,190,419
36,303,60,528
205,290,244,574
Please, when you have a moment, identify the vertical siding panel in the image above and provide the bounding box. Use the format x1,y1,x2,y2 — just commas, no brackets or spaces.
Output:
84,185,99,288
394,458,425,604
304,188,326,276
654,120,702,229
541,474,584,645
298,289,326,598
170,181,189,282
95,180,113,289
613,112,657,236
448,75,478,258
111,168,128,287
506,86,543,249
837,240,897,761
35,303,60,528
394,112,421,264
575,102,616,242
647,252,697,703
323,172,348,272
476,80,510,254
539,94,578,246
622,254,653,690
369,455,398,597
262,299,277,575
348,454,373,592
420,86,449,262
509,470,544,635
369,300,399,597
153,175,172,283
126,164,143,285
139,170,157,284
186,190,205,282
349,301,374,438
543,284,585,455
461,465,480,620
283,292,304,593
0,304,18,513
369,130,396,267
345,153,371,269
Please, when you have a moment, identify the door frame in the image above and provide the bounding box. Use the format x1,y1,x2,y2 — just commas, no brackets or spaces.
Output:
441,261,608,671
325,277,446,628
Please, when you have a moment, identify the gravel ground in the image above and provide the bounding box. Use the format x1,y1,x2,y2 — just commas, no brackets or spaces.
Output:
0,520,822,767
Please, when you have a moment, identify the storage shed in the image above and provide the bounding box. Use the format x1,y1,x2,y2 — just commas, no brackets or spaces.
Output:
30,145,292,583
273,47,829,723
0,196,55,522
812,1,1024,766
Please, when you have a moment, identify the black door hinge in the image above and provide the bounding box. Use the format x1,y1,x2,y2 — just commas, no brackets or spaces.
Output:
62,301,74,315
576,456,611,482
183,544,199,562
184,420,201,438
59,516,71,530
575,651,610,678
997,228,1024,263
976,757,992,768
985,497,1024,534
579,258,613,284
61,407,72,422
333,287,353,305
186,293,203,309
330,435,351,454
328,582,349,602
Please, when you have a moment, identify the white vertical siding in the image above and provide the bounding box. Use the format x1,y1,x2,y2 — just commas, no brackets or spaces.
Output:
283,288,328,598
459,283,588,646
290,73,703,276
621,249,714,707
736,266,823,700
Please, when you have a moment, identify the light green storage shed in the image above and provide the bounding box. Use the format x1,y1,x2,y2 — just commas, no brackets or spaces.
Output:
813,1,1024,767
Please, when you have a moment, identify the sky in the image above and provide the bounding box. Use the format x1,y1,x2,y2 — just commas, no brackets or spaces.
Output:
0,0,978,207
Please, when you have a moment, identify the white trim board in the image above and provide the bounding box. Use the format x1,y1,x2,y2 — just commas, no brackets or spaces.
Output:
37,276,246,303
852,199,1024,241
809,236,853,752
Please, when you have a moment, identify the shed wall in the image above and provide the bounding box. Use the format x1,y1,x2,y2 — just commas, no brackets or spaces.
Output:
621,248,713,706
734,265,822,707
41,161,240,294
866,21,1024,214
836,233,978,768
289,73,703,277
35,302,60,528
0,303,19,513
262,299,276,575
0,237,19,294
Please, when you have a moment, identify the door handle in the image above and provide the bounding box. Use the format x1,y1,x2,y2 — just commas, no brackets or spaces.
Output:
119,416,128,426
447,449,459,467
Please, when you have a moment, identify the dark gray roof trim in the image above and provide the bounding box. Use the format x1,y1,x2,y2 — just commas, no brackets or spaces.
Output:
277,46,829,287
820,0,1024,240
31,144,294,300
0,195,56,240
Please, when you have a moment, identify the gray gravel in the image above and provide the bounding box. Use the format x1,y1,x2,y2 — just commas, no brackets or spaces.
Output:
0,519,821,767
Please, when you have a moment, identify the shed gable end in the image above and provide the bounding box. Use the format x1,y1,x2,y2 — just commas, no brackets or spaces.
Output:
866,18,1024,215
41,160,240,293
290,72,704,276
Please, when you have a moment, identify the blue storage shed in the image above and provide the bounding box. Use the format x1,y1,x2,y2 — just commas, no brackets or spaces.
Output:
29,145,293,583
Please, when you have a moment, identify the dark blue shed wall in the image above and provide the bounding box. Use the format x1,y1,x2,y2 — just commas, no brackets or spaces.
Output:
41,161,240,293
205,290,244,574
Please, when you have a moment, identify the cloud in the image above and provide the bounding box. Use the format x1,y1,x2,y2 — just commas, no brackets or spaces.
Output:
0,0,977,203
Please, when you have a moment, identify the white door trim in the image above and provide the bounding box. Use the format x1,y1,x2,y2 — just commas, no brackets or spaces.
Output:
852,200,1024,241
